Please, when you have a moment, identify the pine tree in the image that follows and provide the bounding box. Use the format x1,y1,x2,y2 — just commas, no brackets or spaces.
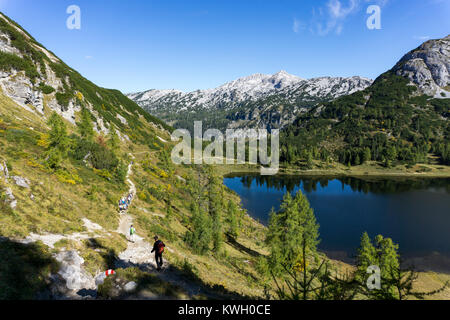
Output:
374,235,400,283
226,200,239,239
208,174,223,252
77,108,94,141
184,203,212,255
46,112,70,168
356,232,377,282
363,147,371,163
266,191,319,274
354,154,361,166
107,128,120,154
306,152,314,169
356,233,402,299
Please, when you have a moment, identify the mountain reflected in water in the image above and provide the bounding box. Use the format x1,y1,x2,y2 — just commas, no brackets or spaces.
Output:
224,174,450,272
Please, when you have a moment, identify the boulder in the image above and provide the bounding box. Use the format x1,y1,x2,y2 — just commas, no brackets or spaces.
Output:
13,176,30,188
55,251,95,291
95,272,107,286
124,281,137,292
0,160,9,181
4,187,16,209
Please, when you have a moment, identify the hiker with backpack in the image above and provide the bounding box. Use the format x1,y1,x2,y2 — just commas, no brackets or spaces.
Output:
129,224,136,243
151,235,165,271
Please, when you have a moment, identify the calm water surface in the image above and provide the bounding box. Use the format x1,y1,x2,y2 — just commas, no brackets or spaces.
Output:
224,174,450,269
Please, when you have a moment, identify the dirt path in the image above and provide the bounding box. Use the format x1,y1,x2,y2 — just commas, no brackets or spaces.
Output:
115,158,168,271
113,156,225,299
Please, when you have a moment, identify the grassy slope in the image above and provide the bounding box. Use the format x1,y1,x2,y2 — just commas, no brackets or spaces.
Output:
0,87,271,299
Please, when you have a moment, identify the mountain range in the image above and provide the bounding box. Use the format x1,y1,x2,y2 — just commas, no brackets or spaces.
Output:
128,71,373,132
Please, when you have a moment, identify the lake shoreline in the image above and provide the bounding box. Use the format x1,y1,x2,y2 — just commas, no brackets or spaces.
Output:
216,163,450,178
324,250,450,275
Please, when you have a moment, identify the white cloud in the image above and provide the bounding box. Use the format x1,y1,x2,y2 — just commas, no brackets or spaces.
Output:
328,0,359,19
297,0,389,36
293,18,306,33
85,55,93,60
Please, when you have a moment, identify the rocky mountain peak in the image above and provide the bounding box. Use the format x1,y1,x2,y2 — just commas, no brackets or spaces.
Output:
392,34,450,98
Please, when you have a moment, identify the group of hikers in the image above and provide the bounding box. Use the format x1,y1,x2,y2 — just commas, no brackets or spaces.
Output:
129,225,165,271
123,191,165,270
118,193,134,212
119,173,165,271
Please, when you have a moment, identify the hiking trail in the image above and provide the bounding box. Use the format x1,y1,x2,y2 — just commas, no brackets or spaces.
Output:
113,155,224,299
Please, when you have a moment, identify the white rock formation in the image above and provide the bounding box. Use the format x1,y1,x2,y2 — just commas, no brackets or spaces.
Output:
124,281,137,292
4,187,16,209
55,251,95,291
393,35,450,97
12,176,30,188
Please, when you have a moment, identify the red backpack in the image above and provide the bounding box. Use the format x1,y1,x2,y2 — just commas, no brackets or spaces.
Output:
157,241,165,254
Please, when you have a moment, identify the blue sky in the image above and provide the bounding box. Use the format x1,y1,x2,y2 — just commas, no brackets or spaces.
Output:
1,0,448,92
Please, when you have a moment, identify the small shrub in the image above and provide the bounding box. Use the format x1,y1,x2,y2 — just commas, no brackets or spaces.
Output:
93,168,112,180
38,82,55,94
138,191,147,201
55,169,82,185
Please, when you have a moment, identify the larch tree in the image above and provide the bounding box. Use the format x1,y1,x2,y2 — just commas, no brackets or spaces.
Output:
266,190,320,275
77,108,94,142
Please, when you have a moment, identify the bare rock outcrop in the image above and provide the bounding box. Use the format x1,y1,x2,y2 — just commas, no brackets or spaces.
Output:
392,35,450,98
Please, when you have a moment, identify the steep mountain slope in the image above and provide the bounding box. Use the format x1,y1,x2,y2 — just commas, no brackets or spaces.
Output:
0,13,170,140
281,35,450,170
128,71,372,132
0,12,268,300
392,35,450,98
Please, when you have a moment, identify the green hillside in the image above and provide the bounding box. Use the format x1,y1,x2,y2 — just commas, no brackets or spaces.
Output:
281,71,450,171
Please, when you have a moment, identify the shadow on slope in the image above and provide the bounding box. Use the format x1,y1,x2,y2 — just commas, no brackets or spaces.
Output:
0,238,60,300
101,254,252,300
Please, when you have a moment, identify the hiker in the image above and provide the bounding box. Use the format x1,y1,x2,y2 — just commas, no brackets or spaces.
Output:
129,225,136,243
151,235,165,271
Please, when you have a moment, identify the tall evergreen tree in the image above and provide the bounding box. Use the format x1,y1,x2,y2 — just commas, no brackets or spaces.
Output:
363,147,372,163
356,232,377,282
356,233,401,299
46,112,70,168
107,127,120,154
266,191,319,274
184,203,212,255
208,174,223,251
77,108,94,141
226,200,240,239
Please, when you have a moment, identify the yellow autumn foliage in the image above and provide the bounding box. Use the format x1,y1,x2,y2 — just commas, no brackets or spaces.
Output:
37,133,50,148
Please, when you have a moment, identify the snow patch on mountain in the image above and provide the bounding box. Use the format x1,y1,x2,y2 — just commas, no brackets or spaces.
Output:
128,71,372,131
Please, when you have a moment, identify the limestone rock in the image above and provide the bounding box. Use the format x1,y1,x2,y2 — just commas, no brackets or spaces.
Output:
392,35,450,97
55,251,95,291
124,281,137,292
4,187,16,209
12,176,30,188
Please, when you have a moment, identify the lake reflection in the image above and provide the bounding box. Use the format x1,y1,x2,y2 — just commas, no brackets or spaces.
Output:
224,174,450,272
